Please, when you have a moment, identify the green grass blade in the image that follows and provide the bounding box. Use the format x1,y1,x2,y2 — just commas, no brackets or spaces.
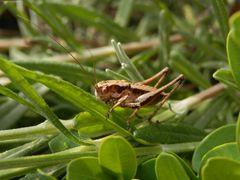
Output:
0,84,48,130
105,68,130,81
170,51,211,89
114,0,134,27
193,96,227,129
0,84,35,110
0,56,88,145
211,0,229,40
173,15,226,60
46,2,138,42
158,9,172,67
0,137,50,159
111,40,143,82
14,60,112,85
0,104,28,130
23,0,81,52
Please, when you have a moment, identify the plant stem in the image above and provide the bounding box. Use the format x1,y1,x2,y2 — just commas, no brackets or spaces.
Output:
152,83,225,122
0,137,51,159
0,120,74,141
185,83,225,106
161,142,199,153
135,142,199,156
0,145,97,170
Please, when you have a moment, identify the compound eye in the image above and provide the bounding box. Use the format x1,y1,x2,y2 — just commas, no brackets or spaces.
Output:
102,86,107,93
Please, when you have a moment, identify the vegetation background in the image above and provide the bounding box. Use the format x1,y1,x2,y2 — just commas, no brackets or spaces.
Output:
0,0,240,179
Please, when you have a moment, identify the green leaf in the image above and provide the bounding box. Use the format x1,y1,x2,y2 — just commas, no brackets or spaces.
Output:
192,124,236,173
136,158,157,180
75,112,113,138
227,12,240,88
213,68,239,90
211,0,229,40
201,142,240,169
171,153,197,180
0,56,83,145
133,124,206,144
155,152,190,180
229,12,240,44
201,157,240,180
236,113,240,152
67,157,110,180
227,31,240,88
99,136,137,180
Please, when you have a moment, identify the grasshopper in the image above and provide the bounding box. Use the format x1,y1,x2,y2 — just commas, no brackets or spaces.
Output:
95,67,184,122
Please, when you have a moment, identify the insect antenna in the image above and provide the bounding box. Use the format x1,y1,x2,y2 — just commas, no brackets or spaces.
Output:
86,49,99,86
15,14,89,76
15,12,103,91
93,63,98,85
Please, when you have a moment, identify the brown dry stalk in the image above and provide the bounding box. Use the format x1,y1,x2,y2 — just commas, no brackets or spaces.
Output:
42,34,183,62
0,34,182,59
187,83,225,106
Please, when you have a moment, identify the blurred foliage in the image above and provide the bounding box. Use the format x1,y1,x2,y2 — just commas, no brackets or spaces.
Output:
0,0,240,179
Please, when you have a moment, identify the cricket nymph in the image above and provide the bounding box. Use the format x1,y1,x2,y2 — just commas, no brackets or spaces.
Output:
95,80,161,108
94,67,184,120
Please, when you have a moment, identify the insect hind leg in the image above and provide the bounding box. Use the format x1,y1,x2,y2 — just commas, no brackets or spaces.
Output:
148,74,184,121
140,67,169,87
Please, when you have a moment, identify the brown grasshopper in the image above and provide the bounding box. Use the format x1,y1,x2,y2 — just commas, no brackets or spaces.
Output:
95,67,184,122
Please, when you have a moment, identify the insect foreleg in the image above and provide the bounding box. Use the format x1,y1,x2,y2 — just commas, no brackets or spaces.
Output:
109,95,129,112
106,94,129,119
